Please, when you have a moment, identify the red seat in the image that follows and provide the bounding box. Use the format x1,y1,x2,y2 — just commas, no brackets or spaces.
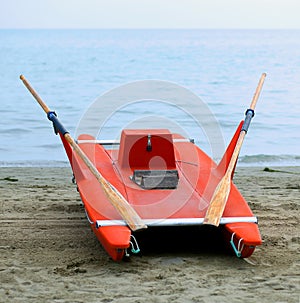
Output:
118,129,176,171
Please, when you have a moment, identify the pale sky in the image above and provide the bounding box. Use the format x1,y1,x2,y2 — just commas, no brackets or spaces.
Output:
1,0,299,29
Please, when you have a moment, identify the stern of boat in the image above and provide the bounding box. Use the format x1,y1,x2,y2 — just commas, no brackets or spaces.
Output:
91,224,132,261
223,222,262,258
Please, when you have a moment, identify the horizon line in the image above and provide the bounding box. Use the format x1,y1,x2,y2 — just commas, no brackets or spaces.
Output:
1,27,299,30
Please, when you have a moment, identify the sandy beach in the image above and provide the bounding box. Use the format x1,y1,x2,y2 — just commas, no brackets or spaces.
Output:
0,166,299,303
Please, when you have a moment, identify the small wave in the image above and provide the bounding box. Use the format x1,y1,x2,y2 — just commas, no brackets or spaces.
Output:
0,128,32,135
2,155,299,168
0,160,69,167
38,143,63,149
239,154,300,167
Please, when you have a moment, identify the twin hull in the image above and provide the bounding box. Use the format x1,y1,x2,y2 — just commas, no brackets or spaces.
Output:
60,126,261,261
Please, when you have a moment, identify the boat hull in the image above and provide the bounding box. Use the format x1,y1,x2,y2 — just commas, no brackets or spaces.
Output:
59,128,262,261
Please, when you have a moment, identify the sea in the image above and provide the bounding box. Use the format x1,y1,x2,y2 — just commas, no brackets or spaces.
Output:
0,29,299,167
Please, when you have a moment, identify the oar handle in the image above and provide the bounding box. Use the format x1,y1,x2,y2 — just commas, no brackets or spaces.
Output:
249,73,266,110
241,73,266,133
20,75,51,114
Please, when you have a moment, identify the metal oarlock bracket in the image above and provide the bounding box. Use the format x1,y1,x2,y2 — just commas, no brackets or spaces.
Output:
47,111,69,136
241,108,255,133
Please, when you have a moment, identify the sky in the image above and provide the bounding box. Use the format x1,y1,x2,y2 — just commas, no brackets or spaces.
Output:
0,0,299,29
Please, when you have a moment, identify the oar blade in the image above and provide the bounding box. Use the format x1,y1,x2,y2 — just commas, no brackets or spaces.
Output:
66,134,147,232
102,181,147,231
203,174,231,226
204,73,266,226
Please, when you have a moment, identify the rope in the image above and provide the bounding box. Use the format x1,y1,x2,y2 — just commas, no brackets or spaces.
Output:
230,232,244,258
130,235,140,254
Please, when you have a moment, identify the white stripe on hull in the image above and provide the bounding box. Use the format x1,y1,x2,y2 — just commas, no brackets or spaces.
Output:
77,138,193,145
95,217,258,227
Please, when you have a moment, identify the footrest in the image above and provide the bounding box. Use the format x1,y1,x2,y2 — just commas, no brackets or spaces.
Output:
132,170,179,189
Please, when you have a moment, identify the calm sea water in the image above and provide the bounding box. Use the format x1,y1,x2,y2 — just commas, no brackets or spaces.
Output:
0,29,299,166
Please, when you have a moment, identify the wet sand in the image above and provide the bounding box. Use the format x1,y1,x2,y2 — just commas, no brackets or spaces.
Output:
0,166,299,302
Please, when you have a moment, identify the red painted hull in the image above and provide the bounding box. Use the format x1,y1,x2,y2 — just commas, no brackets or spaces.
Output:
60,125,262,261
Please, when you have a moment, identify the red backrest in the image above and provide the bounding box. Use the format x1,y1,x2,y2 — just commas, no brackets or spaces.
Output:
118,129,176,170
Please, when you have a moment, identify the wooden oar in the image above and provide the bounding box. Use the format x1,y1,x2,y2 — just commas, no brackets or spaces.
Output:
20,75,147,232
203,73,266,226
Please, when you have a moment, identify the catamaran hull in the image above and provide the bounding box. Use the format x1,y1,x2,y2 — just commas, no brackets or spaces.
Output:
59,126,262,261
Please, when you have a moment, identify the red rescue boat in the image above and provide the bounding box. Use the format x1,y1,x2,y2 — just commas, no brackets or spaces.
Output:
21,74,265,261
63,126,261,261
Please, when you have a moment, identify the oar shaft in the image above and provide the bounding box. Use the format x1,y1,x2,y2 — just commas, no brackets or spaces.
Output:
250,73,266,110
241,73,267,134
229,73,267,171
20,75,146,231
226,131,246,174
20,75,50,113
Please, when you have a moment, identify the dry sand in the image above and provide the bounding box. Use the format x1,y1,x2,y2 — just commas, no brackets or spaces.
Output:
0,166,299,303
